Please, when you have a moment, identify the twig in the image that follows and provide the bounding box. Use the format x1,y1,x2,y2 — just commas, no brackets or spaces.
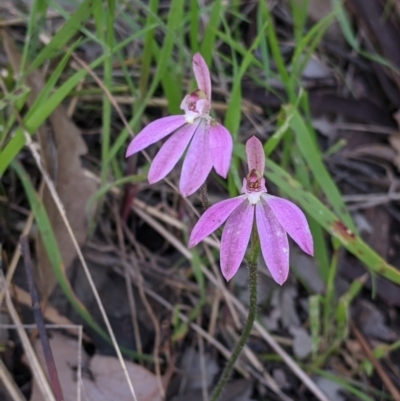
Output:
0,272,56,401
352,323,400,401
0,359,26,401
0,206,35,307
20,236,64,401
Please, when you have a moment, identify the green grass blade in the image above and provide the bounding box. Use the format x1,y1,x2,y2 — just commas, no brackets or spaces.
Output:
285,105,355,230
258,0,290,98
308,294,321,358
0,26,155,176
189,0,200,52
29,40,79,112
199,0,222,64
330,0,399,73
263,158,400,284
309,369,377,401
139,0,159,96
224,21,266,140
29,0,93,71
153,0,185,114
289,0,309,44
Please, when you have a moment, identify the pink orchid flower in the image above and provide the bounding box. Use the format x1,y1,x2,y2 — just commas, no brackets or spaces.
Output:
125,53,233,197
188,136,313,285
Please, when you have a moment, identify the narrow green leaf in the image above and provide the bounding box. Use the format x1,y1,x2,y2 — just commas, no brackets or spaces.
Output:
139,0,159,96
285,105,355,230
29,0,93,71
263,159,400,284
200,0,222,64
0,26,155,176
308,294,321,358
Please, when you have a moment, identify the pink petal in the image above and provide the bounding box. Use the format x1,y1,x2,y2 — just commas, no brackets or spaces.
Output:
125,115,186,157
246,136,265,174
179,121,213,196
188,196,246,247
148,121,200,184
256,199,289,285
264,195,313,256
209,123,233,178
220,200,254,281
192,53,212,101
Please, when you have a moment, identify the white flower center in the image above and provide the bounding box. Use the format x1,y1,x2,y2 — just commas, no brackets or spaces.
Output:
247,191,263,205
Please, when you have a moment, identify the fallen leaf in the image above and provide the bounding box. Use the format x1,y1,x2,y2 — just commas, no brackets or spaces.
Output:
30,333,168,401
289,326,312,360
280,286,301,329
272,369,290,390
355,300,397,342
3,32,97,299
180,347,219,390
315,375,346,401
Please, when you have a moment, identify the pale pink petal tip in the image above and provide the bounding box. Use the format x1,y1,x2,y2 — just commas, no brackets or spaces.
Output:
265,195,314,256
209,123,233,178
192,53,212,102
256,200,290,285
246,136,265,174
220,201,254,281
125,115,185,157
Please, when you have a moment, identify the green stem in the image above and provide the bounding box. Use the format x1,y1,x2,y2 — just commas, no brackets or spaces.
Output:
209,256,258,401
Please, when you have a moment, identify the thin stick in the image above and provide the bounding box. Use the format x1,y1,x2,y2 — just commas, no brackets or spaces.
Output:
0,208,35,307
352,323,400,401
0,359,26,401
1,273,56,401
20,236,64,401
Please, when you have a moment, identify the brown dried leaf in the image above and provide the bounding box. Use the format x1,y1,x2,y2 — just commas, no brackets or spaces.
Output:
30,333,168,401
3,32,97,298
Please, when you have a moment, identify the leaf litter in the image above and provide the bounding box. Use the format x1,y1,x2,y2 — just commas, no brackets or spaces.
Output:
30,332,171,401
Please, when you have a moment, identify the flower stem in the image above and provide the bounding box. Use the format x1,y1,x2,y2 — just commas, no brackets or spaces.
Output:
209,258,258,401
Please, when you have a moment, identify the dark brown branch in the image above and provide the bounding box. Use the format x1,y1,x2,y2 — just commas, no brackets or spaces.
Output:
20,236,64,401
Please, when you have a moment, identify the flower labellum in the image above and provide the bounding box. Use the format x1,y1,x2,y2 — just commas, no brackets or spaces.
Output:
188,136,313,285
125,53,233,197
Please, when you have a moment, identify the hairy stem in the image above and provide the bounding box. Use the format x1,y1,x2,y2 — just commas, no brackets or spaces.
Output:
209,257,258,401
